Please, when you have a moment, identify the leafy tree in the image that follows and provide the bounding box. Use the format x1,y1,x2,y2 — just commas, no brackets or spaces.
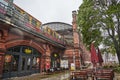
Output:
77,0,120,64
77,0,103,48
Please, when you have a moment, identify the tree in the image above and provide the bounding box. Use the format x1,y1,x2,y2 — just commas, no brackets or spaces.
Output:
77,0,103,48
77,0,120,64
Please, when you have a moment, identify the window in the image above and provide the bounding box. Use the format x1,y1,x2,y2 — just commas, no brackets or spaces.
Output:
13,46,21,52
24,14,30,23
3,54,11,72
5,46,41,72
0,0,8,6
27,58,31,70
32,48,40,56
21,57,25,70
31,18,37,27
11,55,19,71
3,55,19,72
7,48,13,52
7,46,21,52
32,57,40,69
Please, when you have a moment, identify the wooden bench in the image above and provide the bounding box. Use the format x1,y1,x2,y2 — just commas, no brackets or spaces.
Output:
83,69,94,77
95,69,114,80
70,71,88,80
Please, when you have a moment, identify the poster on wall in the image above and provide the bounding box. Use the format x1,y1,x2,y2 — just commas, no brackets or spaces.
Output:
60,60,68,69
70,63,75,70
5,55,12,63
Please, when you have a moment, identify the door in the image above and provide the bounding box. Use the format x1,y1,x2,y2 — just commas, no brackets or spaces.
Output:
21,56,26,71
17,56,32,76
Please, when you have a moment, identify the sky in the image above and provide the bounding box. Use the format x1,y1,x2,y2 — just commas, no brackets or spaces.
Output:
14,0,82,25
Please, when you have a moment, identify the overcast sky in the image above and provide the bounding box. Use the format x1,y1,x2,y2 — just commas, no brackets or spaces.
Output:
14,0,82,25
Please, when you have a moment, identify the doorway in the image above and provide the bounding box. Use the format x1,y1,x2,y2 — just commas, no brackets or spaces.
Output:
51,53,60,70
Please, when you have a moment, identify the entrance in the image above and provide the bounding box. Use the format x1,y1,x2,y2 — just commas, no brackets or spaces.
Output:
51,53,60,70
3,46,41,78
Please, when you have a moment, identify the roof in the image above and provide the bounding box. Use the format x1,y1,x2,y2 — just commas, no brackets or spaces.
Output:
41,22,73,44
41,22,72,31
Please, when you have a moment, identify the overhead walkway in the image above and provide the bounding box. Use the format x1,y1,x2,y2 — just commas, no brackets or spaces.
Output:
0,2,66,48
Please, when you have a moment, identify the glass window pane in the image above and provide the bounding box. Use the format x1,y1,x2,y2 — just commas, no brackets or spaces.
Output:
33,49,40,56
11,55,19,71
31,19,37,26
27,58,31,70
32,57,40,69
0,0,8,6
13,46,21,52
22,57,25,70
7,48,13,52
3,54,12,73
24,14,29,22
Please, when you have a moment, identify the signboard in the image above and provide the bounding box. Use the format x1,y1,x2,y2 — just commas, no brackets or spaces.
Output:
60,60,68,69
24,48,32,54
70,63,75,70
5,55,12,62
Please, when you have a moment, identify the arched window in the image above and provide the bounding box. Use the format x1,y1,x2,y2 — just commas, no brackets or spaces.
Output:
3,45,41,78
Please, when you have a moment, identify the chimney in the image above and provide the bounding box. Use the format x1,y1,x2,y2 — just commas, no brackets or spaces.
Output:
72,11,79,48
72,11,77,31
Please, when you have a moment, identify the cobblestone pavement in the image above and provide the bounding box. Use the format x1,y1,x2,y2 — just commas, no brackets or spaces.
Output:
2,71,120,80
114,73,120,80
2,71,70,80
41,72,70,80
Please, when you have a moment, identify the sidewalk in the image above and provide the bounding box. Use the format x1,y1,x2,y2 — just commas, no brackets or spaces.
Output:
115,73,120,80
3,71,70,80
2,71,120,80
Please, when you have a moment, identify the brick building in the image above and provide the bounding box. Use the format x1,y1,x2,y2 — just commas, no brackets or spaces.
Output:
0,0,90,79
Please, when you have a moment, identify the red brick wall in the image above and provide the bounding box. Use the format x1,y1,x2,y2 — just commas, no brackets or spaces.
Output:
64,48,81,69
0,53,4,78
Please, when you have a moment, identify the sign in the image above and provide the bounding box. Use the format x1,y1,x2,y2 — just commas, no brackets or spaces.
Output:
5,55,12,62
60,60,68,69
24,48,32,54
54,53,57,57
70,63,75,70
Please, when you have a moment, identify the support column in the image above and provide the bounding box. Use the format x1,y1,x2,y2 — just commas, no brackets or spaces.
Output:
42,44,51,72
0,42,6,78
72,11,81,69
0,30,7,78
45,49,51,72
